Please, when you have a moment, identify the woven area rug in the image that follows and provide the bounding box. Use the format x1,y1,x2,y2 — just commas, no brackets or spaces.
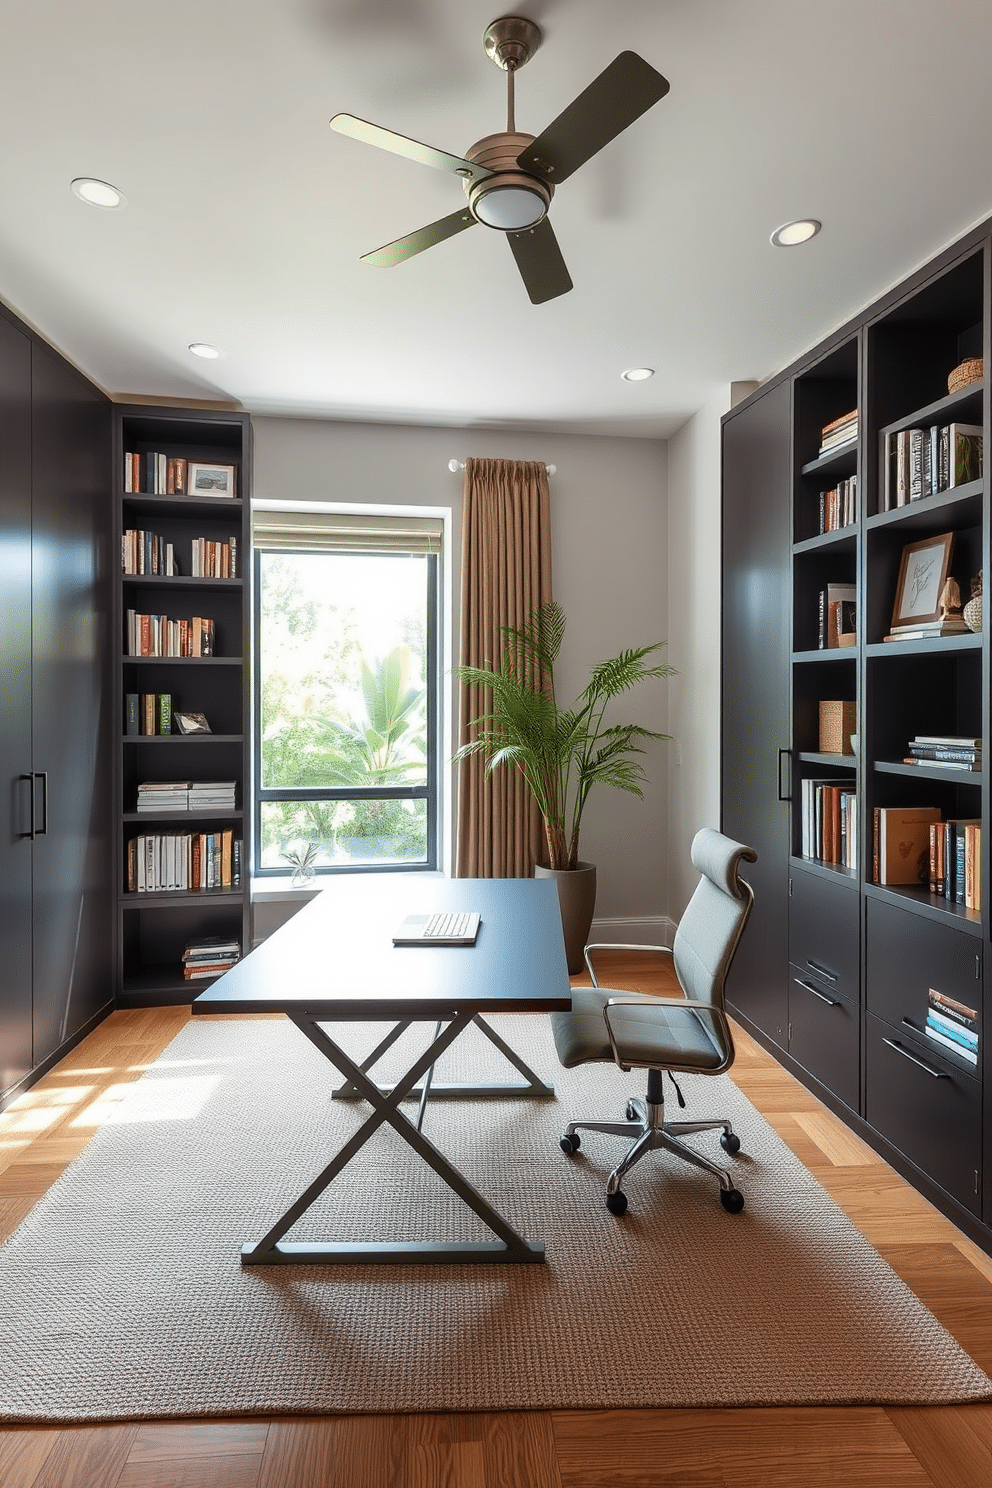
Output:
1,1014,990,1422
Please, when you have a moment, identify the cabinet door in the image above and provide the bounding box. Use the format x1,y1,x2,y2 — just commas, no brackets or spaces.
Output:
30,344,113,1062
788,966,860,1111
0,315,34,1099
721,380,792,1045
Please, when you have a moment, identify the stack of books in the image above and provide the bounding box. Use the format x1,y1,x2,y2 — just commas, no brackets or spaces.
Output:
800,780,858,868
182,936,241,982
871,805,981,906
136,781,190,812
818,475,858,533
190,537,237,578
884,615,969,642
882,423,983,509
925,988,979,1067
903,735,982,772
818,409,858,456
122,530,178,575
126,829,242,892
188,781,237,810
125,612,216,657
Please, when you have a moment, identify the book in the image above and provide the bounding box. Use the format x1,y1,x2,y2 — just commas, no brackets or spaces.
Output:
928,987,978,1025
948,423,983,487
125,693,139,736
923,1022,978,1065
875,806,942,885
818,583,856,649
156,693,171,735
927,1007,978,1048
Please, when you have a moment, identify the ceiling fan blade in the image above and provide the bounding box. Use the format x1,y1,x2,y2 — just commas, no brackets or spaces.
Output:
360,209,478,268
330,114,493,183
517,52,670,185
507,218,573,304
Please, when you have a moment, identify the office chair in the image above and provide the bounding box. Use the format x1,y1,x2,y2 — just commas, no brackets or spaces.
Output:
551,827,757,1216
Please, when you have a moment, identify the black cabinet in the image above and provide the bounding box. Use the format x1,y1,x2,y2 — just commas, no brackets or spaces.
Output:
787,867,860,1109
0,310,113,1107
721,378,792,1046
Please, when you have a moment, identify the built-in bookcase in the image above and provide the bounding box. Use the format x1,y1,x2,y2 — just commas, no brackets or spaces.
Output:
724,223,992,1248
113,406,251,1005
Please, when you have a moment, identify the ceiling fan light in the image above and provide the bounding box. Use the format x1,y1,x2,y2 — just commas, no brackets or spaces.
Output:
471,183,548,231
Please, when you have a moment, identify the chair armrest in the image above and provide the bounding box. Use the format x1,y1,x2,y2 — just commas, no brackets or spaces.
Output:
583,942,673,988
602,996,733,1072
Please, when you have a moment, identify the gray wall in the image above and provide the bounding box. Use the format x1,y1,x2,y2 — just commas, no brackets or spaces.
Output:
252,416,669,936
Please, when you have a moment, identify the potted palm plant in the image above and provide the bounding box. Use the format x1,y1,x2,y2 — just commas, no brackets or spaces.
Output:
455,601,674,970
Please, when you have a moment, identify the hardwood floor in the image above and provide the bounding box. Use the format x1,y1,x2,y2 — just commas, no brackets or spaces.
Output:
2,953,991,1486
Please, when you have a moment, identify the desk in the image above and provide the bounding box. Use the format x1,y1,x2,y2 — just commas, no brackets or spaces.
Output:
192,876,571,1265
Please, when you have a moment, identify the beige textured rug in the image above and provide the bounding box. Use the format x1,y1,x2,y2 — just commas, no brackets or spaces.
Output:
1,1014,989,1422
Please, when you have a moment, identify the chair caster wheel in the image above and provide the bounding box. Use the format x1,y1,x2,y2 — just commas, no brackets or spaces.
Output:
720,1131,741,1155
605,1189,628,1216
625,1102,639,1121
560,1132,581,1155
720,1187,745,1213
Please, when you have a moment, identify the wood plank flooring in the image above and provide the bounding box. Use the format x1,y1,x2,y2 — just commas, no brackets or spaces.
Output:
2,954,991,1486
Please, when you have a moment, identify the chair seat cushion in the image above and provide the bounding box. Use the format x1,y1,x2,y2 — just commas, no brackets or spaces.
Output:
551,987,726,1072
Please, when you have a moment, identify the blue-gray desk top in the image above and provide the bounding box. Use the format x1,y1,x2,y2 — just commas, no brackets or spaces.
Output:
192,875,571,1020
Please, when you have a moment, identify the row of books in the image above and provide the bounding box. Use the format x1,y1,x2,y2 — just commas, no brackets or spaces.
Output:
126,829,242,892
818,476,858,533
872,805,981,907
125,453,237,498
125,611,216,657
818,583,857,648
127,692,172,735
190,537,238,578
136,781,237,812
818,409,857,456
122,529,178,576
924,987,979,1067
800,780,858,869
881,423,983,509
901,734,982,773
183,936,242,982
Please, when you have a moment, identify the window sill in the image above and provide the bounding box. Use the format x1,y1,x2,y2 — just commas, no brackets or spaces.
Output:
251,868,444,903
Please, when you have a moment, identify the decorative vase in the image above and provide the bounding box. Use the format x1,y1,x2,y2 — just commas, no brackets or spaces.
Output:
964,571,983,633
534,861,597,975
290,864,316,889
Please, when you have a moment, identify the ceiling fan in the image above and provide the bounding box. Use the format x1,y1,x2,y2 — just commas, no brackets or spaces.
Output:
330,15,670,305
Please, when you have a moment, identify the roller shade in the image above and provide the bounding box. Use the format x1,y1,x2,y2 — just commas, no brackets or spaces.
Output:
252,507,443,554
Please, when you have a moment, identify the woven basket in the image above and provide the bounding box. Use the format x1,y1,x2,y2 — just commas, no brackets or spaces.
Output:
948,357,983,394
819,700,857,755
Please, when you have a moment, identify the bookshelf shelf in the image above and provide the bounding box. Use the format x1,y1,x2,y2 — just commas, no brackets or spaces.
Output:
800,441,858,478
114,405,251,1008
874,760,982,785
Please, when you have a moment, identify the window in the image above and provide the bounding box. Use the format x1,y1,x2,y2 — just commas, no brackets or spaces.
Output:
253,509,441,876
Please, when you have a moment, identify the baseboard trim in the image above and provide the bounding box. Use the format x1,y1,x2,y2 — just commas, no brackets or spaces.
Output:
588,915,676,948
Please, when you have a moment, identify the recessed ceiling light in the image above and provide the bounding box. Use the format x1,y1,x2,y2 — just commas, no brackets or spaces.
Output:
770,219,821,248
621,367,655,382
70,177,126,209
188,343,221,360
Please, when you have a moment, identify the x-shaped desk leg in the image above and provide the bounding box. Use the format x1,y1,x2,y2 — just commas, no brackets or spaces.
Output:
241,1011,545,1265
330,1014,555,1103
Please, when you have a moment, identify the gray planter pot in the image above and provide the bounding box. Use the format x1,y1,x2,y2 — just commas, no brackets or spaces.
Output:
534,861,597,975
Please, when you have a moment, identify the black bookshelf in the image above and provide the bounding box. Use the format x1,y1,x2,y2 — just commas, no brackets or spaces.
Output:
113,406,251,1006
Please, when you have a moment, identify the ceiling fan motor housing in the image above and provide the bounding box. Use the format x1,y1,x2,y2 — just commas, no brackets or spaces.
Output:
464,132,553,230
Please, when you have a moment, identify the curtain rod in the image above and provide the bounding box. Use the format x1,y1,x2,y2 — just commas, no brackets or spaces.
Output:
448,458,556,476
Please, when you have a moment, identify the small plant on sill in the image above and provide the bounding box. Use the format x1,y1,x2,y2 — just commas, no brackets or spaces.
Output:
281,840,319,887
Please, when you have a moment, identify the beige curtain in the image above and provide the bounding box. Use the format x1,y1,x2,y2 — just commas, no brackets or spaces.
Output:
456,457,553,878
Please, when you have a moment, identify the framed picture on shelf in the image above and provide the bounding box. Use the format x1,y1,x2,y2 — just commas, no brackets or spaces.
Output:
187,462,237,498
891,531,954,629
174,711,212,734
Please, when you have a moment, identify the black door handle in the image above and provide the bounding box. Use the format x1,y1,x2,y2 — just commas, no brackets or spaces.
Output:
778,748,792,801
33,772,49,836
19,773,35,838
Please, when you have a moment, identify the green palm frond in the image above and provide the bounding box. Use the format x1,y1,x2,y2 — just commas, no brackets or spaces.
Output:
454,602,675,870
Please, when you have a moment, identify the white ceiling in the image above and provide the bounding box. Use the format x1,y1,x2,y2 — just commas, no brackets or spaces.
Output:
1,0,991,439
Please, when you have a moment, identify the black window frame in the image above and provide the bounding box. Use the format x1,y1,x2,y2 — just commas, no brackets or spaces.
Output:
252,543,439,877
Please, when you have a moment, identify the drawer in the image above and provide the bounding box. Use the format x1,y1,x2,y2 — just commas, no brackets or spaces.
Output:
865,1012,981,1214
865,898,982,1041
789,867,860,1001
788,964,859,1111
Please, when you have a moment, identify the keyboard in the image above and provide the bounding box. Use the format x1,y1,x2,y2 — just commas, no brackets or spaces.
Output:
392,911,481,946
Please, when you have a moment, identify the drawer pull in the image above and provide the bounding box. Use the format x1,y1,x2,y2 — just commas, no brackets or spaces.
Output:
805,957,838,984
794,977,839,1007
882,1037,949,1080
